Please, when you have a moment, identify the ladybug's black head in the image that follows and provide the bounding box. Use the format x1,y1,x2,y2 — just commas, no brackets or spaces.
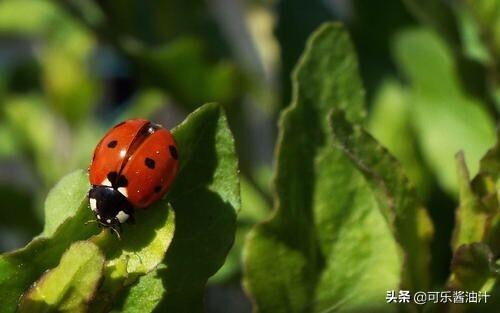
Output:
88,186,134,228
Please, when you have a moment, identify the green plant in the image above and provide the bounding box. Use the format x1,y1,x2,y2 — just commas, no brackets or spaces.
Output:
0,103,240,312
243,22,500,313
243,22,424,313
2,1,500,312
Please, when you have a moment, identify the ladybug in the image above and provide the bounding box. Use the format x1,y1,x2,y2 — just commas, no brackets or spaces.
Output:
88,119,179,235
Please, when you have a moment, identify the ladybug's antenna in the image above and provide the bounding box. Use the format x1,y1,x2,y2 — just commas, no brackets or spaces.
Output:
84,219,100,226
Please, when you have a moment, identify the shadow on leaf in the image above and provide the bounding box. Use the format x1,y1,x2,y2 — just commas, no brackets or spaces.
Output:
153,103,239,312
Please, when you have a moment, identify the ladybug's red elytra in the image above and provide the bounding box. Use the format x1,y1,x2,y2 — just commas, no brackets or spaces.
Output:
88,119,179,234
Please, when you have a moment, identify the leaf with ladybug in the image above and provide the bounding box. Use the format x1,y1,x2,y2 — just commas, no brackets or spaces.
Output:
86,102,239,312
115,265,167,313
18,241,105,313
0,170,175,312
0,171,99,312
0,102,239,313
42,169,90,237
115,102,240,312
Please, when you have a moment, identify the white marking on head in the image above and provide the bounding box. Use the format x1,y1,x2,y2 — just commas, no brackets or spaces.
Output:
96,214,101,219
106,219,112,224
116,211,130,223
89,198,97,211
101,178,112,187
119,149,126,158
118,187,128,198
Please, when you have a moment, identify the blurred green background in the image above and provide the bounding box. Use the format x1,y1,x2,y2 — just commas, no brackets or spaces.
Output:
0,0,498,312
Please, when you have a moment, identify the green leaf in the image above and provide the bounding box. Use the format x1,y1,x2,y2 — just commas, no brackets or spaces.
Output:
0,171,172,312
449,242,495,291
150,102,239,312
448,135,500,313
0,177,98,312
107,102,239,312
0,102,239,312
452,152,490,250
471,132,500,210
368,80,432,199
210,177,269,283
470,133,500,255
244,23,424,313
243,24,360,313
42,170,90,236
443,134,500,312
433,242,498,313
455,7,493,65
463,0,500,61
94,204,175,276
393,28,496,194
112,265,166,313
18,241,105,313
330,108,433,289
89,203,175,312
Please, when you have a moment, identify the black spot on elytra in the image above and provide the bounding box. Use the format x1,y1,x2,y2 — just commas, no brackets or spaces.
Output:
117,175,128,187
106,172,128,188
107,140,118,148
107,172,118,183
169,145,178,160
154,185,162,193
145,157,155,169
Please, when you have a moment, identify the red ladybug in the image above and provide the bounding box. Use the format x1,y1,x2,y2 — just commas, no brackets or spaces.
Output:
88,119,179,234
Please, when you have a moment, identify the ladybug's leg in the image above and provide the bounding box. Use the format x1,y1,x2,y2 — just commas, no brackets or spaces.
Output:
106,218,121,239
109,225,122,240
133,252,144,265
